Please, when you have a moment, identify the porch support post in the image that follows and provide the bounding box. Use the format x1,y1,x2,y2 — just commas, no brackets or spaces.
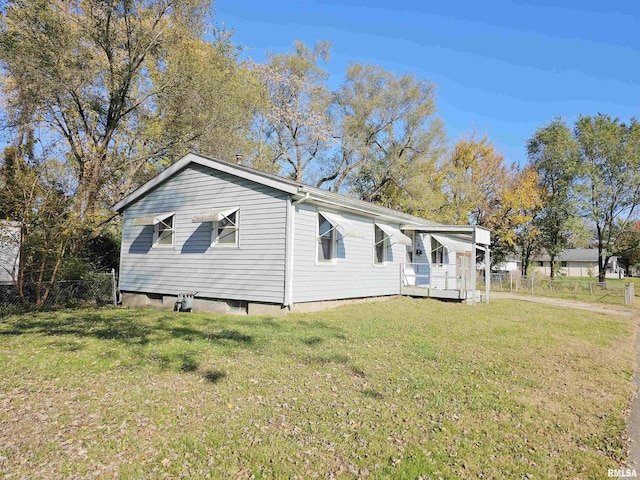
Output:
470,229,477,305
484,245,490,303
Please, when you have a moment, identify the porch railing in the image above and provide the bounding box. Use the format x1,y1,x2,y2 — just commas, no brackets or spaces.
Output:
401,263,467,291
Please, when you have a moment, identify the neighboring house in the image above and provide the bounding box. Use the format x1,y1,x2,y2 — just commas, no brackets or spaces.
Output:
494,257,519,272
532,248,624,278
113,153,491,315
0,221,21,285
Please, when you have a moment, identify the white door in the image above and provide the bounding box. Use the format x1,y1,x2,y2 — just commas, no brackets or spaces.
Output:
456,252,472,291
413,233,431,286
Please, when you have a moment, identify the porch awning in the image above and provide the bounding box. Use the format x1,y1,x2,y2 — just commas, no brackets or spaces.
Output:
318,211,365,238
192,207,239,223
431,234,472,253
375,223,412,246
132,211,174,226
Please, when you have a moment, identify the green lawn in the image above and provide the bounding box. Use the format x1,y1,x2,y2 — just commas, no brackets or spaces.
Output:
0,298,636,479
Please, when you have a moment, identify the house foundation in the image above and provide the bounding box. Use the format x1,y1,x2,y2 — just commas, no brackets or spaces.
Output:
121,291,401,316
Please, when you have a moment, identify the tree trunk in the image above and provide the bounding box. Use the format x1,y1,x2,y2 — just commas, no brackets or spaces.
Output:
521,246,531,277
550,254,556,279
597,239,606,283
16,224,26,304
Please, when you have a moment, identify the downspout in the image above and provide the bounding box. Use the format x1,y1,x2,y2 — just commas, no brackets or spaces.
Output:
293,192,310,206
117,211,126,300
284,192,310,308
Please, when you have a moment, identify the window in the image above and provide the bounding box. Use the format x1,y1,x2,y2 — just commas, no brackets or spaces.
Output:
561,261,567,268
374,225,389,265
405,231,415,263
538,261,544,267
317,214,336,262
431,237,445,265
214,210,239,246
154,214,174,247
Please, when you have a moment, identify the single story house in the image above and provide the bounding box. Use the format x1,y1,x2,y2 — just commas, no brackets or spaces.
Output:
113,153,491,315
532,248,624,278
0,221,21,285
494,257,519,272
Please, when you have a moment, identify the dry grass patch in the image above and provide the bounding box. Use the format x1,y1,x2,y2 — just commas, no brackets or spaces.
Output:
0,298,636,478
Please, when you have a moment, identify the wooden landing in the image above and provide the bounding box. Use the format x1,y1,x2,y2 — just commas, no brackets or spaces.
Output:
401,285,482,302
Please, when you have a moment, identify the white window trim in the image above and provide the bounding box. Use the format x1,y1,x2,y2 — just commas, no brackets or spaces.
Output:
316,212,337,265
431,237,446,266
211,209,240,248
405,231,415,264
373,224,390,267
152,214,175,248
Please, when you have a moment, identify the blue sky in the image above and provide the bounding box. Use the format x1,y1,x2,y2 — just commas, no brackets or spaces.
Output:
215,0,640,166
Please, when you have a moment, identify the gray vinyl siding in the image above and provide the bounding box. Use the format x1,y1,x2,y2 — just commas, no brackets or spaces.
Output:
412,233,457,289
119,164,288,303
292,203,405,303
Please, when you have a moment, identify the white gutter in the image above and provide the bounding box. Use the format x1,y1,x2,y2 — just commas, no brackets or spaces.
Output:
298,188,427,226
402,224,475,233
284,193,309,307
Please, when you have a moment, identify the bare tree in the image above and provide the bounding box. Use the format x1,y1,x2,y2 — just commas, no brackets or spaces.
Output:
249,41,334,182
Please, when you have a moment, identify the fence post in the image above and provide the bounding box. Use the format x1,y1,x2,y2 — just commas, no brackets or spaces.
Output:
625,284,629,305
625,283,635,305
111,268,117,307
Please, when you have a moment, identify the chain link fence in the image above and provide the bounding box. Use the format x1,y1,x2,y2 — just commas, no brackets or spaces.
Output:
486,272,636,306
0,269,117,315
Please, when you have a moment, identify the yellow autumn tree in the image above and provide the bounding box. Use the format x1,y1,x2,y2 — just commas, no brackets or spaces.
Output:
439,134,544,266
440,133,508,225
495,167,545,272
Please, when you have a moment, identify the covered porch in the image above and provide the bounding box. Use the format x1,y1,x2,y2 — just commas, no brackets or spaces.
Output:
399,225,492,304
